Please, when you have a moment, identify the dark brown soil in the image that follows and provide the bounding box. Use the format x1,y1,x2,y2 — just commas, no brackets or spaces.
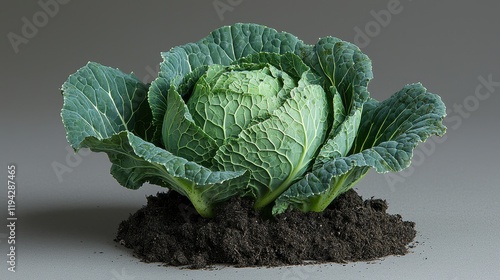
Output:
115,190,416,268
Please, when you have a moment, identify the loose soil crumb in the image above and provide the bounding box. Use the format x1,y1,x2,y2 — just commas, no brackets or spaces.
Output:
115,190,416,268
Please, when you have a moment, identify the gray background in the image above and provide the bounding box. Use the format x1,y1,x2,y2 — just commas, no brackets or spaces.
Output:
1,1,499,279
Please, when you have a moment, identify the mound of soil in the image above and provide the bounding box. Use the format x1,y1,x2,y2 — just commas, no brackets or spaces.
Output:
115,190,416,268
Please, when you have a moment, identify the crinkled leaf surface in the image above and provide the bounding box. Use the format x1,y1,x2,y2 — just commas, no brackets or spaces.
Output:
309,37,373,169
273,83,446,214
148,23,305,137
214,82,329,208
186,63,295,146
61,62,153,147
61,24,447,218
61,62,246,217
161,86,219,167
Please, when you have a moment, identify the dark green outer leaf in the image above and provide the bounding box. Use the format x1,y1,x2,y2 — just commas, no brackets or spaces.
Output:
80,132,242,188
61,62,153,148
81,131,246,217
307,37,373,170
273,83,447,214
61,62,247,217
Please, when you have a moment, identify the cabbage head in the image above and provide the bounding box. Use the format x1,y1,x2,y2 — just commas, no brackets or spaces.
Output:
61,23,446,217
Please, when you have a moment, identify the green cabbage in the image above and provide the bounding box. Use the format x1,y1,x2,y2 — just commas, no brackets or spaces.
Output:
61,23,446,217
